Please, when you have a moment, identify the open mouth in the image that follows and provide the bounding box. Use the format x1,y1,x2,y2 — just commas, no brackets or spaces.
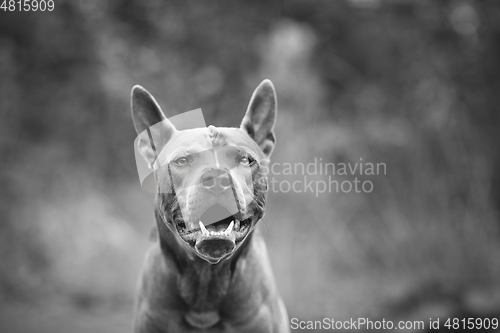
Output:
174,205,254,262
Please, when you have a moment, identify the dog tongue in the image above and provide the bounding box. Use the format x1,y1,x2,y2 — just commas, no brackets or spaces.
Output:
200,204,232,226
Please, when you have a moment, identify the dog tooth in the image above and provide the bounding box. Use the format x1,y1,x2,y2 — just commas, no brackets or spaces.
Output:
199,221,209,236
234,220,240,230
225,221,234,235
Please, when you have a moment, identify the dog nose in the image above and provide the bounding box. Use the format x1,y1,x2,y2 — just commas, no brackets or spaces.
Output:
201,169,232,191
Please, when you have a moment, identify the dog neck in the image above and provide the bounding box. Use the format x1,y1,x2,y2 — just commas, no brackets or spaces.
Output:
154,209,252,313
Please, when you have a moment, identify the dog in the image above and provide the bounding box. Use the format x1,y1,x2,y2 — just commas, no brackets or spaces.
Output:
131,80,289,332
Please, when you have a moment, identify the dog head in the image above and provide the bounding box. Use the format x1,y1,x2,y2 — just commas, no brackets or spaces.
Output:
131,80,277,264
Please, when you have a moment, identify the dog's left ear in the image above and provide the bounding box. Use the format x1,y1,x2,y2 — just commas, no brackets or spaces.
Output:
240,79,277,157
131,85,177,168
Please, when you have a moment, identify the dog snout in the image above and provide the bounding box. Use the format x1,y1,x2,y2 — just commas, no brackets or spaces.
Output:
201,169,232,191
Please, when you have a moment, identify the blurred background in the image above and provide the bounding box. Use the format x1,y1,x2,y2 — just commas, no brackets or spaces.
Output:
1,0,500,332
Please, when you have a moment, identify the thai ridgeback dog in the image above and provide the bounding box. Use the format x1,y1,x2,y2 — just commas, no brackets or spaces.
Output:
131,80,289,333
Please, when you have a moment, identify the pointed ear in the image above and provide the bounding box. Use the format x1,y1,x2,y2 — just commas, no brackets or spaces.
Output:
131,85,177,168
240,79,277,157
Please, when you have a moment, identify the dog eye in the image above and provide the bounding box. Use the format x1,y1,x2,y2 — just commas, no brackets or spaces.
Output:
239,156,255,166
173,157,188,166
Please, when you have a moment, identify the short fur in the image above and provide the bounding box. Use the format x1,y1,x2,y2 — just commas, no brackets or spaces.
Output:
131,80,289,333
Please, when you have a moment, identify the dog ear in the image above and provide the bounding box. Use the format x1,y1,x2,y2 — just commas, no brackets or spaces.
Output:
131,85,177,168
240,79,277,157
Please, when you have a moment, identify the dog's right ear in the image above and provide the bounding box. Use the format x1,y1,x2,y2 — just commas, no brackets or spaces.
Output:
131,85,177,168
240,79,277,158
